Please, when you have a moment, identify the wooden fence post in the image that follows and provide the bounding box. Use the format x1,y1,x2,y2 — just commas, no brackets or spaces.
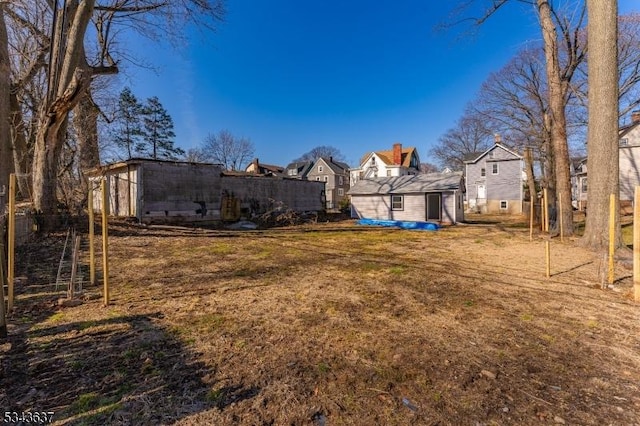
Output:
559,192,564,242
634,187,640,302
543,189,550,278
0,219,7,338
7,173,15,311
101,179,110,306
608,193,615,286
88,183,95,285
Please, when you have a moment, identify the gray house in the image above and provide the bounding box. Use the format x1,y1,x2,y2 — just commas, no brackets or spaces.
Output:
305,157,350,210
284,160,315,179
464,143,524,214
348,172,465,225
86,158,325,223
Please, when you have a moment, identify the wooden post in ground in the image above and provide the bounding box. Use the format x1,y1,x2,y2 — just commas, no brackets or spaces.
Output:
544,189,550,278
69,235,80,299
101,179,110,305
0,222,7,338
88,183,95,285
608,193,615,286
529,197,534,242
634,187,640,301
7,173,15,311
559,192,564,242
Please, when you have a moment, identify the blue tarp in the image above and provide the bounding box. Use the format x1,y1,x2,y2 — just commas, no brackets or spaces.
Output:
357,218,439,231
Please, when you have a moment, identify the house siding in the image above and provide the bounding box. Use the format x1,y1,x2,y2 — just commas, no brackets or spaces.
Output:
351,192,458,224
465,144,523,214
306,158,350,209
620,143,640,201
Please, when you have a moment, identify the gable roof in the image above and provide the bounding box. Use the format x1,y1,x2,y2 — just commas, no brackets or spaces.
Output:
285,160,314,175
348,172,464,195
463,143,522,164
619,121,640,138
316,157,349,174
359,147,418,168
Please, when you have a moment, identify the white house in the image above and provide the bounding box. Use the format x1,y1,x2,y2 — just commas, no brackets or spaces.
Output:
350,143,420,186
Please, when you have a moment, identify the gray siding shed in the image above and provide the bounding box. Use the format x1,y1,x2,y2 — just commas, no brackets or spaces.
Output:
348,173,464,224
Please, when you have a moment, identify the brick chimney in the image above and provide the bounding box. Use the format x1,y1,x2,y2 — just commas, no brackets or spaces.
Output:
393,143,402,165
632,110,640,124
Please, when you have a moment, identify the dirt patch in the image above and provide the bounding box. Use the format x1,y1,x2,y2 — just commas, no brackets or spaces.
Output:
1,218,639,425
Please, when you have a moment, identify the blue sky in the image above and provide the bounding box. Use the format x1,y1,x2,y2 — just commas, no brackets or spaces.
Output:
122,1,639,168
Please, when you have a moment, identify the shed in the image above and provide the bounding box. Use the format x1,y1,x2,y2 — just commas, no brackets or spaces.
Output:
348,172,465,225
86,159,325,224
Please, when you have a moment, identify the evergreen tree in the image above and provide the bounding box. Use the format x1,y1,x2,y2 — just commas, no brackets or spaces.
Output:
140,96,184,160
113,87,145,159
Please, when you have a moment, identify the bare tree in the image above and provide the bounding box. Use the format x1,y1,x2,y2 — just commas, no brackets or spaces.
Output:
430,109,494,171
5,0,225,221
449,0,586,236
473,47,554,193
581,0,620,251
571,14,640,125
202,129,255,171
184,147,210,163
295,145,346,162
420,162,440,174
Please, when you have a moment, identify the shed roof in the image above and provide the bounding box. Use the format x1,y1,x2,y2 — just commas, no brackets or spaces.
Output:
348,172,464,195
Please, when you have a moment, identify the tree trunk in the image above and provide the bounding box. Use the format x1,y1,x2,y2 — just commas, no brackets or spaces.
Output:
524,147,538,222
74,89,101,206
9,92,31,198
0,5,11,214
32,0,95,217
537,0,574,236
581,0,621,250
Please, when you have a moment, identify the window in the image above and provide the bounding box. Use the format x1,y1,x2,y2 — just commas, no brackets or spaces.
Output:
492,163,499,175
481,168,486,177
581,178,587,193
338,188,344,196
386,170,392,177
288,169,296,176
500,200,508,210
315,176,320,181
620,138,629,146
318,166,324,172
338,176,343,185
323,176,328,182
391,195,404,210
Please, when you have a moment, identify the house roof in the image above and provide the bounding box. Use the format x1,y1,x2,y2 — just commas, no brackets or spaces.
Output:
317,157,349,173
463,143,522,164
348,172,464,195
359,147,418,168
619,121,640,138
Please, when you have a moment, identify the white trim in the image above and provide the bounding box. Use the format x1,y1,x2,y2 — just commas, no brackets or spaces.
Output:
500,200,508,210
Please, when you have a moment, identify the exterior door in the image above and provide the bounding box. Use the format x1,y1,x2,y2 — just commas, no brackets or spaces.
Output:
426,193,442,221
477,184,486,203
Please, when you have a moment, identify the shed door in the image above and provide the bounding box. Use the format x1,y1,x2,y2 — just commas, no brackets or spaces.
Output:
426,193,442,221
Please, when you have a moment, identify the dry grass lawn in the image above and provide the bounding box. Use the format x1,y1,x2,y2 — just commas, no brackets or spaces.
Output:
1,217,639,425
